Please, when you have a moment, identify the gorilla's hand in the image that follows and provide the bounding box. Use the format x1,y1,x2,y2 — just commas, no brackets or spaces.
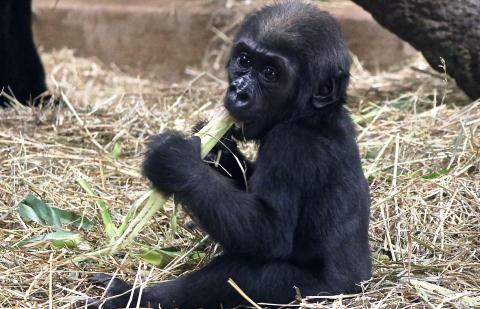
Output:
143,131,202,195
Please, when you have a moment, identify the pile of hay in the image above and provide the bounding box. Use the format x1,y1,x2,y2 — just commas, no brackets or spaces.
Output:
0,48,478,308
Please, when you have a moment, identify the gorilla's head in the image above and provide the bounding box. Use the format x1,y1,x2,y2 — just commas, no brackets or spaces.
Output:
224,1,351,140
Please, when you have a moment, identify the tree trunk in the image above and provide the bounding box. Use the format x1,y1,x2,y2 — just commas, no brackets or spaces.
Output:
351,0,480,100
0,0,46,107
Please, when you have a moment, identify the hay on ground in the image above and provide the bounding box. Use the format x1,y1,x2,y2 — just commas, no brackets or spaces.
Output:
0,49,478,308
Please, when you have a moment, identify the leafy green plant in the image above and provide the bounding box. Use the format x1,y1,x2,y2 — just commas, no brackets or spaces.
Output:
18,194,92,249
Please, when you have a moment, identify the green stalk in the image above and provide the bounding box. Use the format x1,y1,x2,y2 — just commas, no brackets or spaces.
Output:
117,189,154,235
77,178,118,241
113,109,234,250
73,109,235,262
110,191,167,252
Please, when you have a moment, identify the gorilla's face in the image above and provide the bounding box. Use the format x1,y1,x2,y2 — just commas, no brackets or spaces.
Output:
224,38,298,140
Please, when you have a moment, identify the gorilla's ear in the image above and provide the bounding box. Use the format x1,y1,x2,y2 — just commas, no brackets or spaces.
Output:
312,70,347,109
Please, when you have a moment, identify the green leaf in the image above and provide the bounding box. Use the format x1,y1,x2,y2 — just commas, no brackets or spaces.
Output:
352,107,383,125
422,168,450,180
18,230,91,250
139,246,206,267
18,194,93,230
408,279,480,308
140,249,177,268
451,130,464,159
365,148,380,160
189,251,205,261
18,202,43,225
109,142,122,160
169,206,178,235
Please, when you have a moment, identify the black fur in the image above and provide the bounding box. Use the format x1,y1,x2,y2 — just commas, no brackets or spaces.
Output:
89,2,371,308
0,0,47,107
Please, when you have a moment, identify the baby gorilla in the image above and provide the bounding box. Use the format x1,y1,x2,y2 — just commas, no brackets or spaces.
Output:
90,1,371,308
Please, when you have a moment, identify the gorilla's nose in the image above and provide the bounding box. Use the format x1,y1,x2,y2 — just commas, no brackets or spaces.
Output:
231,77,248,93
229,75,253,108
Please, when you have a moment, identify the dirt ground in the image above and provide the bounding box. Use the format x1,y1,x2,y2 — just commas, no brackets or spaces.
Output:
0,46,479,308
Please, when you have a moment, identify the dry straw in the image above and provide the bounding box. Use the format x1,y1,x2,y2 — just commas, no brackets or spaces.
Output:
0,47,479,308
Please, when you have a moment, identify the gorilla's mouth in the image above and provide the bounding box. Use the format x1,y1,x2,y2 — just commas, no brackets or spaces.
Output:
228,112,259,139
234,119,255,131
232,120,253,139
234,121,245,129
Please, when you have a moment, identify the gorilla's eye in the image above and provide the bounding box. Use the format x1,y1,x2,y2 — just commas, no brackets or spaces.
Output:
262,66,279,82
318,80,333,97
237,53,252,68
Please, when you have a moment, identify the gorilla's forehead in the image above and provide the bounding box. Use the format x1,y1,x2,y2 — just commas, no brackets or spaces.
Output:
237,24,316,60
234,38,291,61
236,2,344,60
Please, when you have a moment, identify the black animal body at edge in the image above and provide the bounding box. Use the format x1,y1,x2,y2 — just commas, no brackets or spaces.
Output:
0,0,47,107
89,2,371,308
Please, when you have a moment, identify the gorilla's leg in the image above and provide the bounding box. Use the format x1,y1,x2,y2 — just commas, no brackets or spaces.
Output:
90,255,325,309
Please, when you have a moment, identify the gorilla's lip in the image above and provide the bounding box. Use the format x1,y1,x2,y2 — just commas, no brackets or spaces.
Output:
225,109,253,129
228,114,249,128
234,121,244,128
234,120,254,130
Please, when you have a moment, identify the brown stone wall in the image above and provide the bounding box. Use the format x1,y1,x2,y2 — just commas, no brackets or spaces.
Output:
32,0,416,81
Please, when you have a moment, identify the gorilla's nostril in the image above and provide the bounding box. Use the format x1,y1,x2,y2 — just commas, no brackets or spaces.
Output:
236,92,249,105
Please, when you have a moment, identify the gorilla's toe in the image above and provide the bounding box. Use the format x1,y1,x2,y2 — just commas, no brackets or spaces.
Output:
87,274,135,309
89,274,131,295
